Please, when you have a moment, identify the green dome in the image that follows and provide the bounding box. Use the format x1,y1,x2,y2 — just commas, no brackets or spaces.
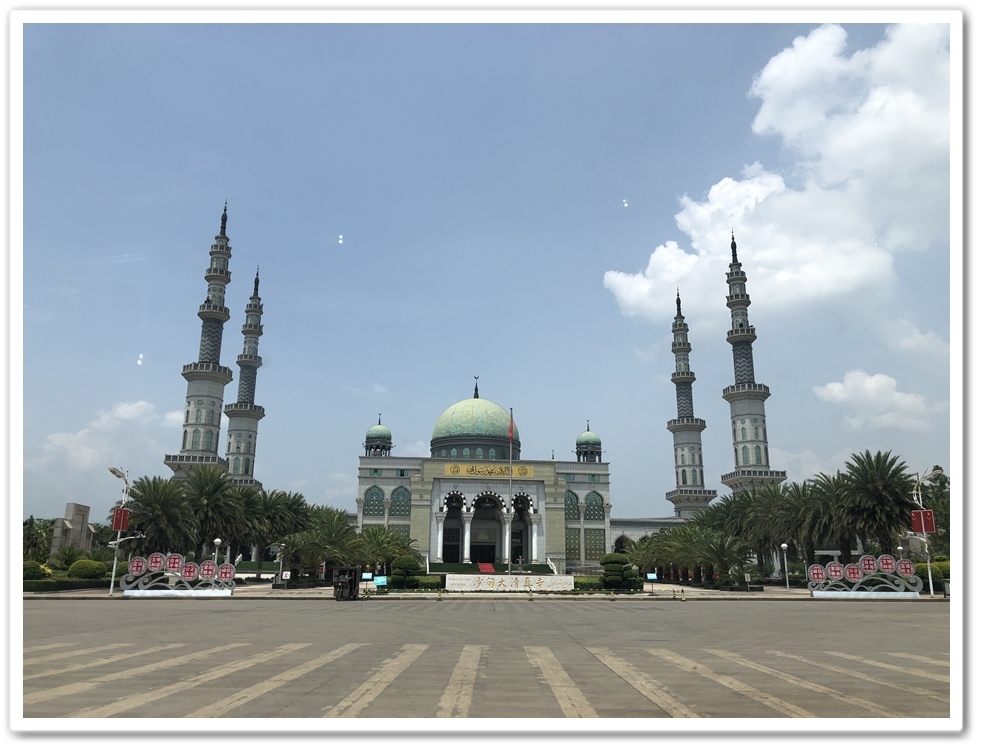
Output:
366,423,392,441
432,397,519,442
576,429,601,447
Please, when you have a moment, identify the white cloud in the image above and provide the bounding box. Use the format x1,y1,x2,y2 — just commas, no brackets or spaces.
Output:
28,400,170,471
884,319,949,356
813,369,943,431
604,23,949,325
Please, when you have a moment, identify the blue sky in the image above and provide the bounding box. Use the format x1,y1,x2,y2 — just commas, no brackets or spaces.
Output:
13,9,959,526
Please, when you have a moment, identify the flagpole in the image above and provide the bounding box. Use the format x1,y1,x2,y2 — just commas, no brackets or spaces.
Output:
508,407,513,576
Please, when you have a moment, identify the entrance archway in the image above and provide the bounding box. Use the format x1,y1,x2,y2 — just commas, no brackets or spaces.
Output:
442,494,464,563
471,495,501,563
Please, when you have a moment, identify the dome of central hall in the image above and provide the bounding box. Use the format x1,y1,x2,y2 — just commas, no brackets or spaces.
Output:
431,397,519,442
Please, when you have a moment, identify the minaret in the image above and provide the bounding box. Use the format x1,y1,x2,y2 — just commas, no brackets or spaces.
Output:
164,204,235,477
224,267,266,487
665,292,717,517
720,233,786,494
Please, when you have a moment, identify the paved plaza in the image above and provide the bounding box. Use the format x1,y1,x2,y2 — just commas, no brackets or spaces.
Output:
18,592,952,727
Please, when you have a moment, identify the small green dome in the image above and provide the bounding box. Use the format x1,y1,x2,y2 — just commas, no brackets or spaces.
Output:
576,422,601,447
366,422,392,442
432,397,519,442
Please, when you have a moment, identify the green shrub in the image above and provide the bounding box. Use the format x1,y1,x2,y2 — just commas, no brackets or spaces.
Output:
391,555,421,574
114,561,129,579
67,560,108,579
599,553,630,566
574,576,602,591
23,560,48,580
915,561,950,581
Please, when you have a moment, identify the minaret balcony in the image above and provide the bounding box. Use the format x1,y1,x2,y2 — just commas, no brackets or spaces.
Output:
725,270,746,282
182,362,234,384
245,302,263,313
164,453,229,469
666,488,717,500
726,327,757,343
722,382,770,401
671,371,695,384
224,402,266,418
666,417,706,432
671,321,688,332
241,323,264,336
671,342,691,353
726,293,751,306
236,353,263,367
198,303,231,322
205,267,231,283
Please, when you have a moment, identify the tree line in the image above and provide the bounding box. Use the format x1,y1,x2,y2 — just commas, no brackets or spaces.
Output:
624,450,949,585
24,465,419,579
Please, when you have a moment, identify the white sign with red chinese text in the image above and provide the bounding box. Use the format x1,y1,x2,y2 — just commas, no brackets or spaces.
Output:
445,574,574,592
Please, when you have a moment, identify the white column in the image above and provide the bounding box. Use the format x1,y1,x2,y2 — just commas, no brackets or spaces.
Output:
435,512,446,563
383,498,391,527
530,514,540,562
462,512,473,563
503,514,511,565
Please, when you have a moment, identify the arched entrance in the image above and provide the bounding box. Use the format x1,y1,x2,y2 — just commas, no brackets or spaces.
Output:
511,494,532,564
442,494,464,563
470,495,500,563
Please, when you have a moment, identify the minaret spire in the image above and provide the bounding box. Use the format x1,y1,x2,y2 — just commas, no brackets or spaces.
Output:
474,375,479,399
720,235,785,494
665,290,716,517
164,205,235,478
224,258,267,487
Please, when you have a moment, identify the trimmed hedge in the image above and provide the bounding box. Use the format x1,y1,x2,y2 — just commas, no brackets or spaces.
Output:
24,579,109,592
67,560,108,579
23,561,48,580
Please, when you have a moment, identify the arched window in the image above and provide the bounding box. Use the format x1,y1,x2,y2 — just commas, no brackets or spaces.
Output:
204,431,213,450
191,429,200,449
564,490,579,520
244,458,251,474
186,409,190,424
741,426,747,441
246,440,252,454
462,448,470,458
450,448,458,458
390,487,411,516
364,487,385,517
439,449,446,458
182,431,188,449
232,457,240,474
742,446,750,465
195,409,202,424
754,426,759,440
755,445,762,464
680,452,686,465
475,448,483,459
489,449,496,460
681,469,688,485
584,492,605,520
208,409,215,425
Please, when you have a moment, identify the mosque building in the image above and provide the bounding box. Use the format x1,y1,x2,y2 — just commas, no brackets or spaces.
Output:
356,379,612,572
160,210,784,566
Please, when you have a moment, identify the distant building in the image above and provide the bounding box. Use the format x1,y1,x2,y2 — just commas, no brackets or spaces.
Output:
356,381,614,573
48,503,95,561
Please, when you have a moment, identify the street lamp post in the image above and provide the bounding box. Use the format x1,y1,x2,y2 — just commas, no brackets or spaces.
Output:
897,546,904,559
108,467,130,597
913,468,942,596
213,538,222,564
780,543,789,589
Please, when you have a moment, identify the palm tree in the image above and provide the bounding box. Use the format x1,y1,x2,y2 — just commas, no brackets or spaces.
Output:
182,466,243,560
126,475,197,557
808,472,856,563
245,489,300,580
691,530,754,585
358,524,416,575
843,450,916,554
23,516,51,562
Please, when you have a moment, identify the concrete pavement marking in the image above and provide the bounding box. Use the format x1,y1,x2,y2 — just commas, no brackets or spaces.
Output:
887,652,950,668
647,648,816,718
825,652,949,682
25,644,184,681
24,643,246,706
768,650,948,703
24,643,77,653
524,646,598,718
435,645,486,718
187,643,367,718
588,647,698,718
68,643,311,718
322,644,429,718
704,649,903,718
23,643,128,665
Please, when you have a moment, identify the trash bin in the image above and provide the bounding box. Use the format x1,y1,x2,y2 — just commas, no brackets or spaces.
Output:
943,580,950,598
